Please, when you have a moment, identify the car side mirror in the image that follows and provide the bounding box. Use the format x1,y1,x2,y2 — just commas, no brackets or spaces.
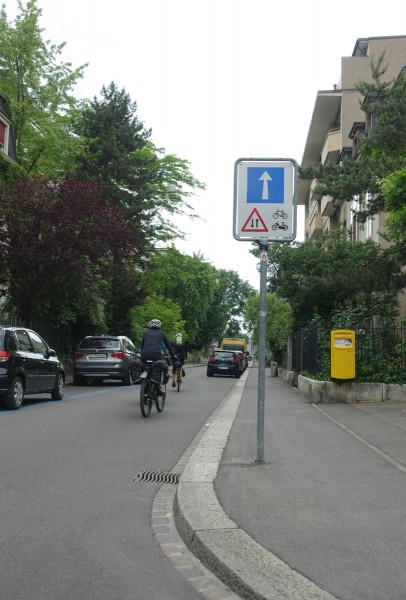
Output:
46,348,56,358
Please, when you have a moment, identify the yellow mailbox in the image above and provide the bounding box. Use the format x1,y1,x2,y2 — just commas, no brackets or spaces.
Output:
330,329,356,379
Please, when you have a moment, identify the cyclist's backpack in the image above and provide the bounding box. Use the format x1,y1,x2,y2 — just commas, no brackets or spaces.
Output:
174,333,183,346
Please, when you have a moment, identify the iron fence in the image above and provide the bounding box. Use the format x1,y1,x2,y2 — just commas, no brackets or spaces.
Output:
0,315,75,360
292,321,405,382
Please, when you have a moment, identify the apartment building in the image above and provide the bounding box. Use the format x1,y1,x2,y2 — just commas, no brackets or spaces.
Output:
299,36,406,245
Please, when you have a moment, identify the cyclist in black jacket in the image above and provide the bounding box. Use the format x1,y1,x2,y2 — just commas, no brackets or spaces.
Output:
140,319,176,364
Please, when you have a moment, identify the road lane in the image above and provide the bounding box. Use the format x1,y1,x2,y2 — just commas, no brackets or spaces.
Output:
0,366,237,600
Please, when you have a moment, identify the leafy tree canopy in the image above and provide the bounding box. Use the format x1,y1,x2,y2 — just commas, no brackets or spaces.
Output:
130,294,185,348
73,82,205,247
244,292,293,362
146,247,216,345
0,174,140,326
0,152,24,182
198,268,255,347
265,230,405,329
0,0,87,175
145,248,255,349
379,167,406,243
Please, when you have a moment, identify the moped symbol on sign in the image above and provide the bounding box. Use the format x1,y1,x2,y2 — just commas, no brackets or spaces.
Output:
233,158,298,242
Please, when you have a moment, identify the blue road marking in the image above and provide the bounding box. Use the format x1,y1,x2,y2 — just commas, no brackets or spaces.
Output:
0,386,130,413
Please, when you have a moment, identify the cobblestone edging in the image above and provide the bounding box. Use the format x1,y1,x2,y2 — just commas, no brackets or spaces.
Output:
151,393,240,600
278,368,406,403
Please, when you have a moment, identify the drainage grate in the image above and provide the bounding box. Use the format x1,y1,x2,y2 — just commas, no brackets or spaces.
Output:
134,469,180,485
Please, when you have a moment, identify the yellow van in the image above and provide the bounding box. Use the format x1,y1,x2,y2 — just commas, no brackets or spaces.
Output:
220,338,247,353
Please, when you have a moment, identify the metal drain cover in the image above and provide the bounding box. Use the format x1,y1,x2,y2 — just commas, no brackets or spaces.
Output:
134,469,180,485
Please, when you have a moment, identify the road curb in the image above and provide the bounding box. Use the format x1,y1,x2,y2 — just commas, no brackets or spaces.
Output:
173,371,338,600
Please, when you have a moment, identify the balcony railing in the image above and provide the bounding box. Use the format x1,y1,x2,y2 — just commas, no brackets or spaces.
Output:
307,212,323,239
321,128,341,164
321,195,336,217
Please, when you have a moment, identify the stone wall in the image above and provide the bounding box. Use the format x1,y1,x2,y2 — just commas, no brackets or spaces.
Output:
277,368,406,403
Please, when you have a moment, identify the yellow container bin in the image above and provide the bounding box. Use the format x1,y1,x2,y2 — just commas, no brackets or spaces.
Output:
330,329,355,379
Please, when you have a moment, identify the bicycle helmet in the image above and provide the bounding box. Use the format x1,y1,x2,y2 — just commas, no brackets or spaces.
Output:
148,319,161,329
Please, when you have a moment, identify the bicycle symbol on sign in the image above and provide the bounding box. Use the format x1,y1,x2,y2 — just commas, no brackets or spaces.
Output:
272,209,287,220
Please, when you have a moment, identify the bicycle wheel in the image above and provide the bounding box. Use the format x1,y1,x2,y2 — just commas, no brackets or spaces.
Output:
177,368,182,392
155,384,166,412
140,379,152,418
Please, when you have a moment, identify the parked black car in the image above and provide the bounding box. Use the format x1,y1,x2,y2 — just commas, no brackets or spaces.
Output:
73,335,141,385
0,326,65,410
206,349,241,378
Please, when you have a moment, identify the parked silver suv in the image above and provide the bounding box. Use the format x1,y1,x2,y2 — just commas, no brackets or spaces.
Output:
72,335,140,386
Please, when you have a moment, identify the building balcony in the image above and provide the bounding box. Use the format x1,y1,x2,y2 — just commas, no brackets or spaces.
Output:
307,212,323,239
321,195,337,217
321,128,341,164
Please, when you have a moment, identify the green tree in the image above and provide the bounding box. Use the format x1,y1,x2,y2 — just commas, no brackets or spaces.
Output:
73,83,205,333
244,292,293,363
147,247,216,346
0,0,87,175
130,294,185,347
379,168,406,242
266,231,405,329
196,269,256,348
73,82,204,246
0,152,24,182
146,249,255,349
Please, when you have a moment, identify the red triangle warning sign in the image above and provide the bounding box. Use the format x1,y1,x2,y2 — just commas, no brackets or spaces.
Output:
241,208,268,232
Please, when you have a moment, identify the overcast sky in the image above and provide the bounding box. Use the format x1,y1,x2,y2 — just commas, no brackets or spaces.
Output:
5,0,406,289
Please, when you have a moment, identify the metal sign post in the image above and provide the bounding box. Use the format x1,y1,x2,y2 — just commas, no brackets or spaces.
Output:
256,244,268,463
233,157,298,463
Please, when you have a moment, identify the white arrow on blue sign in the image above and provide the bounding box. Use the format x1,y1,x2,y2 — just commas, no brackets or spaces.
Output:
233,158,298,242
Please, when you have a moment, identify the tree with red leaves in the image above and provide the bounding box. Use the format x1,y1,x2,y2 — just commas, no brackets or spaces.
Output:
0,174,144,328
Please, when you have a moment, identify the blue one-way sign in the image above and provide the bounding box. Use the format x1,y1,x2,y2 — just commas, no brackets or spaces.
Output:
247,167,284,204
233,158,298,242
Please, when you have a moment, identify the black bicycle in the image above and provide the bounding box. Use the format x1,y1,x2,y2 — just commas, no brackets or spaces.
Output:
173,358,183,392
139,359,168,418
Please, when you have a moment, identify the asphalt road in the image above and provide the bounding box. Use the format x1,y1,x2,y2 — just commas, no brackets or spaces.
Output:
0,366,236,600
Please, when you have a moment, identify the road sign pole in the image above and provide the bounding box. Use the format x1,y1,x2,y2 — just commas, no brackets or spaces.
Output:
256,242,268,463
233,156,297,463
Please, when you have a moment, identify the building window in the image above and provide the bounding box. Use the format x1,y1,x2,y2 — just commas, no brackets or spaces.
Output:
0,120,5,148
349,122,365,159
350,198,358,241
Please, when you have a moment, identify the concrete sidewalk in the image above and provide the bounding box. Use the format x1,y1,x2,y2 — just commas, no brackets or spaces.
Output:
174,367,406,600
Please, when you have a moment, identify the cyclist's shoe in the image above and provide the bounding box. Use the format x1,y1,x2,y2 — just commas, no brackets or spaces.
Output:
172,381,176,388
182,369,185,377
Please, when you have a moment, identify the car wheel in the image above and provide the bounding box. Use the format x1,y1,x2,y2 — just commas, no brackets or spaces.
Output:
51,373,64,400
4,376,24,410
207,370,214,377
122,370,132,386
73,374,82,386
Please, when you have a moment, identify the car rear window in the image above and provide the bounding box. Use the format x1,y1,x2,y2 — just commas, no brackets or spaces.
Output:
78,338,120,350
214,351,235,359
